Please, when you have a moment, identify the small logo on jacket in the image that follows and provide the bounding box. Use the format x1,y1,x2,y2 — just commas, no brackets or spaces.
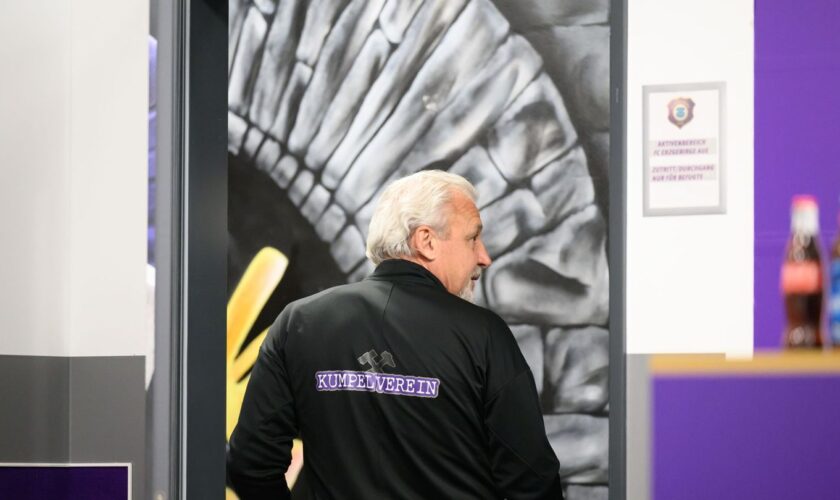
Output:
357,350,395,373
316,349,440,398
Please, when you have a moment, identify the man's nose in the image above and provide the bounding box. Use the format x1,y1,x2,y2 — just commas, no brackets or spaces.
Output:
477,240,492,268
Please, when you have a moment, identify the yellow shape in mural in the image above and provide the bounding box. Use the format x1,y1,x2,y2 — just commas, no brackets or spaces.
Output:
226,247,304,498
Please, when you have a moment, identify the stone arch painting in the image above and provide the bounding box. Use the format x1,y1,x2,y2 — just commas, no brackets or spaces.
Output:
227,1,610,499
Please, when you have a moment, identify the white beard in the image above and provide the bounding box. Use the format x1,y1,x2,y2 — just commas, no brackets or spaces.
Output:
457,267,482,302
457,281,475,302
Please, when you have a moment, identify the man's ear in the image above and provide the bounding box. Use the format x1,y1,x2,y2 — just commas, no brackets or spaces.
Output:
409,225,437,262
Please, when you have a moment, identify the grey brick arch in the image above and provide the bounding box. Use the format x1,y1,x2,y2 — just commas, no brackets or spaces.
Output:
228,0,610,496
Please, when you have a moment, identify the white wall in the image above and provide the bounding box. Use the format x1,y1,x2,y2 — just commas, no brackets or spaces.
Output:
0,1,148,357
626,0,754,355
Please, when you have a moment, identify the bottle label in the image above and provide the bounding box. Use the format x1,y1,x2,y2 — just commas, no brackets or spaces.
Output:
780,262,822,294
830,260,840,344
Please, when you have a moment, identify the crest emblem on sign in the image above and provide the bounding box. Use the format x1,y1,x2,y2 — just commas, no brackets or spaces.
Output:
667,97,695,128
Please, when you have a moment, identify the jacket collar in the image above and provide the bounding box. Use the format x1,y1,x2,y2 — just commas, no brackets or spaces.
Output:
369,259,446,291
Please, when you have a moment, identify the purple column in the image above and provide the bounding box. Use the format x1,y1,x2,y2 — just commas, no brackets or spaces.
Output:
754,0,840,348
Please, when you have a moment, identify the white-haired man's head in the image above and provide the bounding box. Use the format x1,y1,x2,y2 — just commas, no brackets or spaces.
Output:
365,170,492,301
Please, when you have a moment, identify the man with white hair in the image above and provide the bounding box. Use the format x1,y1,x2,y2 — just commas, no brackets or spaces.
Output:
228,171,563,499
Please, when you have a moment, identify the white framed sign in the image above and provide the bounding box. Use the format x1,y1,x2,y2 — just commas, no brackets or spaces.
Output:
643,82,726,216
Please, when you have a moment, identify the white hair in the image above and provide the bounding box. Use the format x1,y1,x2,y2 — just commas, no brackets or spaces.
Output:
365,170,477,265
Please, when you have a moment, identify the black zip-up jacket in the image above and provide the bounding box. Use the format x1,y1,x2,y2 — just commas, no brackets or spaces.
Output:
227,259,563,499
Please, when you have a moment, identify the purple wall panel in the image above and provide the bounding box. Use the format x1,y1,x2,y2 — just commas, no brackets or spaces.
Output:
0,466,129,500
656,2,840,499
654,376,840,500
754,0,840,348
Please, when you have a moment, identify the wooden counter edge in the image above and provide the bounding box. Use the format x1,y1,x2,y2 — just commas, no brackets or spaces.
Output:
650,350,840,376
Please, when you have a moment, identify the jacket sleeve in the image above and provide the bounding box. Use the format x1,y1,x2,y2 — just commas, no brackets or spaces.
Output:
484,317,564,500
227,311,298,500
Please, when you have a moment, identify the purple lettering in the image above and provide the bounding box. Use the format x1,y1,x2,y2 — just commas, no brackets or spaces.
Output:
426,379,439,397
314,371,439,398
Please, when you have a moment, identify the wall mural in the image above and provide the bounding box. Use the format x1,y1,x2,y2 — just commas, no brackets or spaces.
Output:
227,1,610,499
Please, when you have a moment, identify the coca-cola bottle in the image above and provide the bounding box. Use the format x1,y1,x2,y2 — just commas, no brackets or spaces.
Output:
781,195,824,348
829,204,840,347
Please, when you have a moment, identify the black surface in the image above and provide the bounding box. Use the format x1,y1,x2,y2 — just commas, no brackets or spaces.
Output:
228,154,345,357
608,0,628,498
184,0,227,498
